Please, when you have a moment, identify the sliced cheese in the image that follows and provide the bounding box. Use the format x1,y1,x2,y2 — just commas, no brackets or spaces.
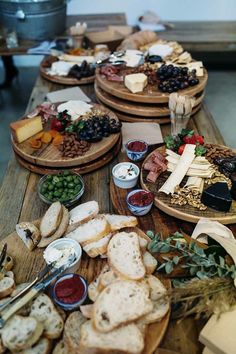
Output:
166,156,211,171
159,144,196,194
167,162,215,178
184,176,204,193
57,100,92,121
124,73,148,94
58,54,94,64
10,116,43,144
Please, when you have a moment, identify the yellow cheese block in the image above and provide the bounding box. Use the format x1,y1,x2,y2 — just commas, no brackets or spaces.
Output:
10,116,43,143
124,73,148,93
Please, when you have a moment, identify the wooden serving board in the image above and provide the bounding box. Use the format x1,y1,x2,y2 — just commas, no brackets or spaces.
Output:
96,68,208,104
140,146,236,225
14,136,122,175
40,61,95,86
12,104,121,168
0,225,170,354
95,82,205,118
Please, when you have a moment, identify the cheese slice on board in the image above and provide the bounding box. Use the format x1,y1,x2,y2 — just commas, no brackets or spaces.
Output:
167,162,215,178
124,73,148,93
10,116,43,143
159,144,196,194
184,176,204,193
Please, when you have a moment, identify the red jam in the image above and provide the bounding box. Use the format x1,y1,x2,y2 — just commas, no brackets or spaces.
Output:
127,141,147,152
55,275,86,304
128,191,154,207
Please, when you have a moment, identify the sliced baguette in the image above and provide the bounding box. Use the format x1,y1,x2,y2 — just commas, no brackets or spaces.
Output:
40,202,62,238
0,277,15,299
105,214,138,231
17,337,52,354
140,275,169,324
30,294,64,339
2,315,43,352
63,311,86,353
139,236,148,252
52,340,66,354
93,280,153,332
107,232,146,280
65,216,111,247
80,320,144,354
67,201,99,233
88,264,110,302
80,304,94,319
97,269,120,292
16,222,41,251
83,233,112,258
143,251,157,274
37,206,69,248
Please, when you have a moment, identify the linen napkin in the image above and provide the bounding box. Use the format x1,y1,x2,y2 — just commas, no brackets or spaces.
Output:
46,87,91,103
121,122,163,149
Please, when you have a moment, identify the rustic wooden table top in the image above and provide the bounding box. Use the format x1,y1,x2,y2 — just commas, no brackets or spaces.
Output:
0,75,233,354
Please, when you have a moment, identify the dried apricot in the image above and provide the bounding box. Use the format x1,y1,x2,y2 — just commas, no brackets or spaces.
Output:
29,139,42,149
53,134,64,146
34,131,44,140
49,129,60,138
41,132,52,144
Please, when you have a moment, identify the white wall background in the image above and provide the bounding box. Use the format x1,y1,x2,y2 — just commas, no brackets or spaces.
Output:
10,0,236,67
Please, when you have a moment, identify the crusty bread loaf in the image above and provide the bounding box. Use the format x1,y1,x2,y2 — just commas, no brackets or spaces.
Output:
40,202,62,238
0,277,15,299
80,304,94,319
16,222,41,251
67,201,99,233
107,232,146,280
93,280,153,332
88,265,110,302
2,315,43,352
65,216,111,247
143,251,157,274
52,340,66,354
63,311,86,352
37,206,69,248
80,320,144,354
17,337,52,354
140,275,169,324
30,294,64,339
83,233,112,258
105,214,137,231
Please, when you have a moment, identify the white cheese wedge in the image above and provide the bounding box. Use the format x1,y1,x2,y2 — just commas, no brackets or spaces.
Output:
124,73,148,94
59,54,95,64
48,61,74,76
57,100,92,121
148,44,173,58
159,144,196,194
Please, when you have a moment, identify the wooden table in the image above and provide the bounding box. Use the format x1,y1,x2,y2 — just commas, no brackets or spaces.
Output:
0,75,234,354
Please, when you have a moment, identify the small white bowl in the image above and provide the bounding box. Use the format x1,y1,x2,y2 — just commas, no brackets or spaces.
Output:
44,238,82,274
112,162,140,189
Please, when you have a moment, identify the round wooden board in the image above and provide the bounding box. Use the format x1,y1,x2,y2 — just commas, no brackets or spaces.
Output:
14,135,122,175
1,224,170,354
96,68,208,103
95,82,205,117
40,60,95,86
140,146,236,225
12,104,121,168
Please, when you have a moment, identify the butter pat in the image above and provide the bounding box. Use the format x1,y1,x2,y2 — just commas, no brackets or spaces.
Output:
124,73,148,94
10,116,43,143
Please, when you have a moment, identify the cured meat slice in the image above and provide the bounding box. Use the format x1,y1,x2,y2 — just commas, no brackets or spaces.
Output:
152,151,166,162
147,171,159,183
153,157,167,172
143,162,161,173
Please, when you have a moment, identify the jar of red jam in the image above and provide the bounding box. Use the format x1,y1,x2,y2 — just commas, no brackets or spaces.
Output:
52,273,88,311
125,140,148,162
126,189,154,216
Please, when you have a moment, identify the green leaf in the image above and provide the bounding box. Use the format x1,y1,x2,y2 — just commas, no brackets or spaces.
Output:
172,231,183,239
219,256,225,267
146,230,155,240
164,135,176,150
179,128,194,137
165,262,174,274
190,266,197,276
173,256,180,265
159,244,171,253
217,268,223,277
196,271,208,279
157,263,166,271
195,145,207,156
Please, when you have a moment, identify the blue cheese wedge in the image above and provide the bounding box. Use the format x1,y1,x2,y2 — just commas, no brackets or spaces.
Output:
124,73,148,94
201,182,232,212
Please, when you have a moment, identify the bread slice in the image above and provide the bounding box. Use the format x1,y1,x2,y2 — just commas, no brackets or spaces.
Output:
80,320,144,354
83,233,112,258
97,269,120,292
105,214,137,231
11,282,30,297
80,304,94,319
40,202,62,238
0,277,15,299
63,311,86,353
17,337,52,354
93,280,153,332
65,216,111,247
139,236,148,252
2,315,43,352
52,340,66,354
88,264,110,302
16,222,41,251
37,206,69,248
107,232,146,280
67,201,99,233
143,251,157,274
140,275,169,324
30,294,64,339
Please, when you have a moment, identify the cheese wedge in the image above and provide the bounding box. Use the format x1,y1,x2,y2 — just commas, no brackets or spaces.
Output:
10,116,43,144
124,73,148,93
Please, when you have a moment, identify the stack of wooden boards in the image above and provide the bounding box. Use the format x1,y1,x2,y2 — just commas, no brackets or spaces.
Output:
95,67,208,125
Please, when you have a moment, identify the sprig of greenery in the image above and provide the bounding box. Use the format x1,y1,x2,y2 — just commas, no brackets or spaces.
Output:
147,231,236,280
65,120,85,133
